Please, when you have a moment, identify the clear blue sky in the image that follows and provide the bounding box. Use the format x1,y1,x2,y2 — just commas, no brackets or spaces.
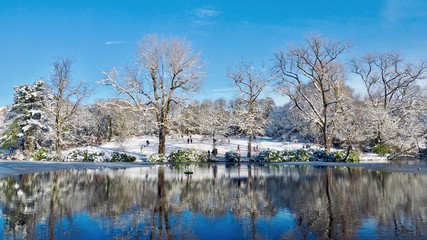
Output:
1,0,427,106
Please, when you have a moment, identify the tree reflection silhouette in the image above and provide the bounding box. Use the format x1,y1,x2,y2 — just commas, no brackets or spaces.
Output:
0,165,426,239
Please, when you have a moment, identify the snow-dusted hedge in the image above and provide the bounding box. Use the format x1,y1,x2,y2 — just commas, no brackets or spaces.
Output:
168,149,207,163
309,150,336,162
149,154,168,162
225,151,240,162
30,148,49,161
110,152,136,162
148,149,207,163
63,149,136,162
253,149,359,162
372,143,392,157
254,149,309,162
64,149,106,162
333,150,360,163
255,150,284,162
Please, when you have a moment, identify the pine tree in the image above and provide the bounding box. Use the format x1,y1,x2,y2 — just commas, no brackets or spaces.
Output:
4,80,50,154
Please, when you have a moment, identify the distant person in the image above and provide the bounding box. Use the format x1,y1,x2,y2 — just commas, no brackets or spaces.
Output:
190,138,193,144
140,145,144,153
187,138,190,144
146,140,150,146
237,145,240,151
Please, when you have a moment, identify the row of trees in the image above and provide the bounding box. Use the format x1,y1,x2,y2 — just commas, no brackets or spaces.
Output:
1,35,427,159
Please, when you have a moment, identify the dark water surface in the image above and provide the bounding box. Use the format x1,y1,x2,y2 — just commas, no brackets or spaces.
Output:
0,163,426,239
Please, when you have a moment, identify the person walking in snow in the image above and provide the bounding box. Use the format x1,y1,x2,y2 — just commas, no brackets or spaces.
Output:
237,145,240,151
146,140,150,146
140,145,144,153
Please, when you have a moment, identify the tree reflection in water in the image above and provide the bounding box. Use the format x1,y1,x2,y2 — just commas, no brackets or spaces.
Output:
0,164,426,239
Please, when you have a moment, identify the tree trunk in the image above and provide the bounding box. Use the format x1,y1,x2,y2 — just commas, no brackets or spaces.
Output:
108,117,113,142
323,126,331,153
247,135,252,158
158,126,167,154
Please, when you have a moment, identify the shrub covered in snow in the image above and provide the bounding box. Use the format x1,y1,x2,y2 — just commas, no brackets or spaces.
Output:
30,148,49,161
333,150,361,163
110,152,136,162
373,143,392,156
225,151,240,162
64,149,106,162
149,154,168,162
254,149,310,162
64,149,137,162
255,150,284,162
309,150,336,162
282,149,310,161
168,149,206,163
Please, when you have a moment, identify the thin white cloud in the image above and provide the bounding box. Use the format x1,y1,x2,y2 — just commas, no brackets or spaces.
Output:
104,41,128,45
382,0,427,22
194,7,221,18
189,7,222,25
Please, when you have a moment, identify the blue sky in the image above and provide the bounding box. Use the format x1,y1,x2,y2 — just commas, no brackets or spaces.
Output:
1,0,427,106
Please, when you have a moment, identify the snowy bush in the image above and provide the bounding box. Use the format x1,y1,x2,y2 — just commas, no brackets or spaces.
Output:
282,149,310,161
225,151,240,162
110,152,136,162
149,154,168,163
168,149,206,163
333,150,361,163
255,150,284,162
30,148,49,161
64,149,105,162
373,143,392,156
309,150,336,162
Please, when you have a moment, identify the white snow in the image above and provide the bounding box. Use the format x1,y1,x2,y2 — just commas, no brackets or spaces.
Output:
76,135,383,162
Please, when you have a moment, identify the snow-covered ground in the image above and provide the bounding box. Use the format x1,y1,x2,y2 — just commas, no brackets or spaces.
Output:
78,135,387,163
89,135,310,161
0,135,423,178
0,135,390,178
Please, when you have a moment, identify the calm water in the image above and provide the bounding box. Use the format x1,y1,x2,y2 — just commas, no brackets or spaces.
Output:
0,163,427,239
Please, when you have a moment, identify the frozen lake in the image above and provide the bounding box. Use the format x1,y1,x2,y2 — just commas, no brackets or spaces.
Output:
0,163,426,239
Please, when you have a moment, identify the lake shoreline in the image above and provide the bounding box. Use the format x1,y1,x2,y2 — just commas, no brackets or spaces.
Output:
0,159,426,178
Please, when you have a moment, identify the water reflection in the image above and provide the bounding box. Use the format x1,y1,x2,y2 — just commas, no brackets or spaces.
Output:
0,164,426,239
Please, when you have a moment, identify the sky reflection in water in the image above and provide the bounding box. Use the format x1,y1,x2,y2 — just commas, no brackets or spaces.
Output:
0,164,426,239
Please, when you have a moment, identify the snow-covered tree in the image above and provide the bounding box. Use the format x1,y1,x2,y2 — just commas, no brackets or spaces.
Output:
200,98,231,149
351,52,427,155
47,58,88,152
266,103,317,142
273,36,350,152
228,61,272,158
101,35,205,154
91,99,145,143
2,81,50,154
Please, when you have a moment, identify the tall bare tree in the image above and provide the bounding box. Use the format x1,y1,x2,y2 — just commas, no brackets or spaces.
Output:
228,61,271,158
48,58,88,152
101,35,205,154
273,36,350,152
351,53,427,155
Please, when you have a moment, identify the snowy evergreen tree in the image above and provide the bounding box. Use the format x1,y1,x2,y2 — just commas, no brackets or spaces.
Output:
2,80,50,154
